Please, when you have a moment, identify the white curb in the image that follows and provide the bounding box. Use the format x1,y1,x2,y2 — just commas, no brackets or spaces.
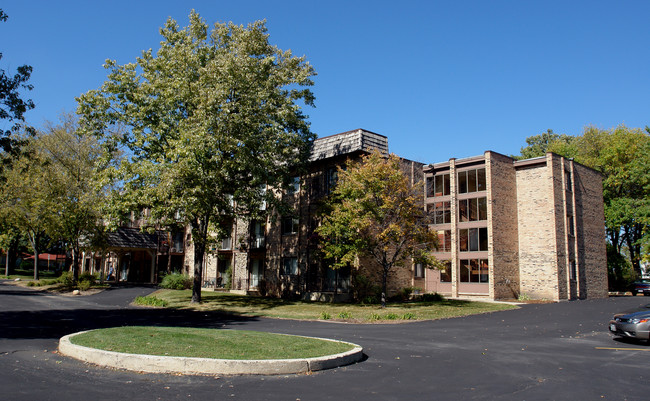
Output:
59,330,364,375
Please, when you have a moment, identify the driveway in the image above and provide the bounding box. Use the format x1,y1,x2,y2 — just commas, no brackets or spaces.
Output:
1,281,648,400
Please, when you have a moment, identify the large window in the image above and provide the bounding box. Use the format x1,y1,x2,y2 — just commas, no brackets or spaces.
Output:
458,168,486,194
440,260,451,282
282,217,299,235
436,230,452,252
426,173,450,197
459,259,489,283
459,228,488,252
287,176,300,195
414,263,425,278
428,201,451,225
459,197,487,222
282,257,298,276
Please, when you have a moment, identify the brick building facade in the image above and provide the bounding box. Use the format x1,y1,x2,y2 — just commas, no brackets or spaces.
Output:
97,129,608,301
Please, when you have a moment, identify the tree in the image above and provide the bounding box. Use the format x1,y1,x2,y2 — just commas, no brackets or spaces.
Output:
519,125,650,283
0,136,54,280
77,12,316,302
518,129,575,159
317,151,439,307
0,9,35,157
38,113,107,280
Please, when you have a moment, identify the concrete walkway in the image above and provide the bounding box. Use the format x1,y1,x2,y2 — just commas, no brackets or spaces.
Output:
59,330,364,375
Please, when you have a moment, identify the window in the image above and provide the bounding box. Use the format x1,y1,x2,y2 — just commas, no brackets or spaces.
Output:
459,228,488,252
325,168,338,194
426,173,450,197
287,176,300,195
458,168,486,194
459,197,487,222
567,214,574,236
414,263,425,278
436,230,452,252
460,259,489,283
251,220,265,248
565,171,572,191
428,201,451,225
440,260,451,282
570,260,576,280
282,217,299,235
282,257,298,276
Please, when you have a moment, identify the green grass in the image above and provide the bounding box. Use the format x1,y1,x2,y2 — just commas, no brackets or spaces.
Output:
134,295,169,307
149,289,517,322
3,267,59,281
71,326,355,360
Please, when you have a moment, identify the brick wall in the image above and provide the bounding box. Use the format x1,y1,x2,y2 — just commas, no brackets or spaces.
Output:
486,152,521,299
516,159,560,300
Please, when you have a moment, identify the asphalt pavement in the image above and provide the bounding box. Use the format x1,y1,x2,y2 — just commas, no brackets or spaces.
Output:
1,280,649,401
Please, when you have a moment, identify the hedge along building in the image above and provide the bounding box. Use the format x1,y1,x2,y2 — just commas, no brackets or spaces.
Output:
421,151,608,301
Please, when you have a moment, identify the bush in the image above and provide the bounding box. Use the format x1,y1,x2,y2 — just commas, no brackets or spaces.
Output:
159,273,192,290
384,313,399,320
418,292,445,302
134,295,169,307
320,311,331,320
351,274,380,303
402,312,416,320
368,313,381,321
58,271,76,288
388,287,416,303
79,272,97,285
338,311,352,319
78,280,92,291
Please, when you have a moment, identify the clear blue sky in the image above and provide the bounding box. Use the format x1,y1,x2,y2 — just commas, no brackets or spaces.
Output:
2,0,648,163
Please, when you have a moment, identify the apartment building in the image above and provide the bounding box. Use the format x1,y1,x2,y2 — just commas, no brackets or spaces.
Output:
95,129,608,301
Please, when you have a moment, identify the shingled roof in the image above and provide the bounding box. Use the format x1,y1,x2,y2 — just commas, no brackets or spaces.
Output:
310,129,389,161
106,227,159,250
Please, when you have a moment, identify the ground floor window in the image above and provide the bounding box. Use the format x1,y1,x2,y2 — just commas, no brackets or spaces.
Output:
459,259,489,283
440,260,452,282
282,257,298,276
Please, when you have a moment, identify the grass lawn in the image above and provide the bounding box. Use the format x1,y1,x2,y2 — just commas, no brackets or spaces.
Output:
2,266,59,281
143,289,517,322
71,326,355,359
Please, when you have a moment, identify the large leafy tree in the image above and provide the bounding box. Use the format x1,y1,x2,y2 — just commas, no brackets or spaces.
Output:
38,113,107,280
0,9,35,157
317,151,439,307
77,12,316,302
519,125,650,281
0,136,54,280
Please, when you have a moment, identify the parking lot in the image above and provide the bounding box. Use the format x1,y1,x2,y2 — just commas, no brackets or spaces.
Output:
1,282,648,400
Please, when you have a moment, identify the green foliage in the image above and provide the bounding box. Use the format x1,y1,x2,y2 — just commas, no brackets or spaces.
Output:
338,310,352,319
384,313,399,320
317,151,439,307
418,292,445,302
402,312,416,320
134,296,169,307
518,129,576,160
351,273,380,303
518,293,531,302
77,11,316,303
160,273,192,290
388,287,415,302
607,243,635,291
519,125,650,278
319,311,331,320
0,9,35,156
368,313,381,321
58,271,76,288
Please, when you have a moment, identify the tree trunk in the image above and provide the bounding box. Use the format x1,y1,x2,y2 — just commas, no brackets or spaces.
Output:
191,218,210,304
381,267,388,308
33,248,39,281
72,247,79,281
5,248,9,277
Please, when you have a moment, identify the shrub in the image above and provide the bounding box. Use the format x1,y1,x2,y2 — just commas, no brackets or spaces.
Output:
338,311,352,319
79,272,97,285
388,287,416,303
320,311,331,320
402,312,416,320
58,271,75,288
368,313,381,321
160,273,192,290
27,281,37,287
134,296,169,307
384,313,399,320
419,292,445,302
78,280,92,291
352,274,380,303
